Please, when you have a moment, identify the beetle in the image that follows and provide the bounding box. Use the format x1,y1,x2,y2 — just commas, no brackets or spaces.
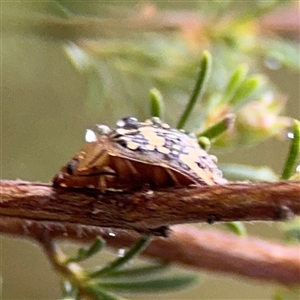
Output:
52,117,226,192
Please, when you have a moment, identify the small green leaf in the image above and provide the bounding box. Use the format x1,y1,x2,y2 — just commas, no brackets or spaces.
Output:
150,88,165,119
224,222,247,237
90,235,152,278
96,275,197,293
48,1,72,19
85,286,127,300
197,136,211,151
103,263,171,279
197,114,235,140
230,76,262,109
281,119,300,180
221,65,248,104
177,50,212,129
65,237,105,263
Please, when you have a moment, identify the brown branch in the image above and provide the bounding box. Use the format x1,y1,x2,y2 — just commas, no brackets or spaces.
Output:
1,179,299,285
1,217,299,285
1,180,299,234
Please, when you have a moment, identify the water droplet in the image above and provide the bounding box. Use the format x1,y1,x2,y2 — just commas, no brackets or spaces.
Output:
85,129,97,142
264,56,282,70
64,281,72,293
118,248,126,257
287,132,294,139
151,116,162,126
96,125,111,135
162,123,170,129
108,232,116,237
116,117,138,129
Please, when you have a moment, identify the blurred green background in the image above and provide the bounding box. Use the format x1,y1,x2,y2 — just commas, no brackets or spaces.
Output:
1,1,299,299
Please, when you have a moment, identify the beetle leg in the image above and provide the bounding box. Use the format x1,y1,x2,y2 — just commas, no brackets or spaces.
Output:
101,166,117,176
98,175,107,193
165,168,180,185
98,166,117,192
124,159,141,180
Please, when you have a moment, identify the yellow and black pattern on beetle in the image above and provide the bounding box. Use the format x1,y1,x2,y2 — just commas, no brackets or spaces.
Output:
53,117,226,192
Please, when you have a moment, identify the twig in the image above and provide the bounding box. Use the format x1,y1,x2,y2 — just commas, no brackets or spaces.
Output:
0,180,299,234
1,217,299,285
1,180,299,284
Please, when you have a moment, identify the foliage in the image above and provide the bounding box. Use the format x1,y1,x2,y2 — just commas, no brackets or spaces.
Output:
48,236,196,300
2,1,300,299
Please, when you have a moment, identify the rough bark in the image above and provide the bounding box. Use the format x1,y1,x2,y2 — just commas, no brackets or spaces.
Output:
0,180,299,234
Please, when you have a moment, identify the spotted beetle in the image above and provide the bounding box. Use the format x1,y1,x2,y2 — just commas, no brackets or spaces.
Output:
53,117,226,192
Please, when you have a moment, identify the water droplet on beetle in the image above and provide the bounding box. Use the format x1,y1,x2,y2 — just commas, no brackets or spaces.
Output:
96,125,111,135
116,117,138,129
85,129,97,142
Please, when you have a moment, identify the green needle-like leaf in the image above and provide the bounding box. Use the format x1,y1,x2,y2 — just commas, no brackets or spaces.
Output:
224,222,247,237
230,76,262,110
65,237,105,263
96,275,197,293
197,114,235,140
281,119,300,180
90,235,152,278
221,65,248,104
177,50,212,129
197,136,211,151
103,263,171,279
85,286,127,300
48,1,73,19
150,88,165,119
